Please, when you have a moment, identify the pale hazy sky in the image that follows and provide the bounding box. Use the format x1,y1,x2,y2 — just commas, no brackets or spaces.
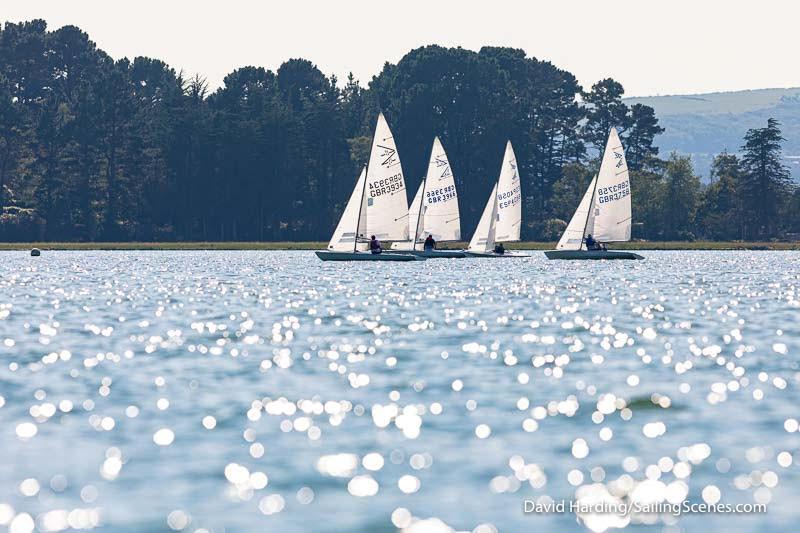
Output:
4,0,799,97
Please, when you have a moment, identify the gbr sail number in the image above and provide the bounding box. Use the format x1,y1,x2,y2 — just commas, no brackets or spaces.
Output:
426,185,456,204
597,180,630,204
369,173,405,197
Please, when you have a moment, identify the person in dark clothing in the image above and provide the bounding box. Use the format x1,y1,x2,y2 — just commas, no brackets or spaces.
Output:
424,234,436,251
369,235,382,254
494,243,505,255
585,234,601,250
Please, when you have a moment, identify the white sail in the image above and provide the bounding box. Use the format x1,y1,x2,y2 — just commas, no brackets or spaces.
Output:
591,128,632,242
420,137,461,241
556,175,597,251
408,181,425,243
495,141,522,242
328,167,368,252
365,113,408,240
468,184,499,253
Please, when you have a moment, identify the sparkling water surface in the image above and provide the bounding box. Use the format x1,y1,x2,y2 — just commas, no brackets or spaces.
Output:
1,251,799,532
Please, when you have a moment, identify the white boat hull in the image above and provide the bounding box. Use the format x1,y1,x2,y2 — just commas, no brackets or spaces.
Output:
315,251,423,262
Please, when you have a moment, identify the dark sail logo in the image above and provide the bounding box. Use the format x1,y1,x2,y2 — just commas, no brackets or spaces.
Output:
378,144,399,167
509,159,518,181
434,155,451,179
614,151,625,168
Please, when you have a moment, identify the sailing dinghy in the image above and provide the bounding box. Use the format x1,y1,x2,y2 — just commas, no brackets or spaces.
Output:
465,141,528,258
391,137,466,258
544,128,643,260
316,114,422,261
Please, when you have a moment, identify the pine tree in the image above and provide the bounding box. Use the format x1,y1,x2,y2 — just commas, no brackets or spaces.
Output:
624,104,664,170
659,154,700,240
582,79,629,153
699,152,742,240
739,118,791,238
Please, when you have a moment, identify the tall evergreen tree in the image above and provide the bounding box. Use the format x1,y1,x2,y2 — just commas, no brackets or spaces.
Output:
739,118,791,238
659,154,700,240
0,74,25,210
699,152,743,240
582,79,629,153
624,103,664,170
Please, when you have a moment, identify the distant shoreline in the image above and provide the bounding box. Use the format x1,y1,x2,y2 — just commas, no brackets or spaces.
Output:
2,241,799,251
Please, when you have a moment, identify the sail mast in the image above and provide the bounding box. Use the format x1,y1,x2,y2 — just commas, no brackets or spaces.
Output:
412,177,428,251
354,164,368,252
412,140,437,251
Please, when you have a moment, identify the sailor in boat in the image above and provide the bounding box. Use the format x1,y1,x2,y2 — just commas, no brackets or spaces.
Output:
424,234,436,251
369,235,382,254
585,234,601,251
494,243,506,255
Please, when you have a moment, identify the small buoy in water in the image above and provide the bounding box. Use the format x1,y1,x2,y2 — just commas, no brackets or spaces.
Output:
30,248,41,257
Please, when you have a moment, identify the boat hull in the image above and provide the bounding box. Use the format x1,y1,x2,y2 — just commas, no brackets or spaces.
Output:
464,251,529,258
544,250,644,260
394,249,467,258
315,251,423,261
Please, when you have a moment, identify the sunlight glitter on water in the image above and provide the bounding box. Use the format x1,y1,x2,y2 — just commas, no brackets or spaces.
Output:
0,250,799,532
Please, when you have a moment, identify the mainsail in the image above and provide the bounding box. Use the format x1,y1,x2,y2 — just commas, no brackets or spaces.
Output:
328,167,368,251
591,127,632,242
556,175,597,251
495,141,521,242
365,113,409,240
468,184,499,253
419,137,461,242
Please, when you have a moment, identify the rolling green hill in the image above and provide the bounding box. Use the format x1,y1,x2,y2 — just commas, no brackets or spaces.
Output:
626,88,800,180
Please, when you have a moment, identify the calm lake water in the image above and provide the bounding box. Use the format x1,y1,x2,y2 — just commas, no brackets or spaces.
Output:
1,251,799,532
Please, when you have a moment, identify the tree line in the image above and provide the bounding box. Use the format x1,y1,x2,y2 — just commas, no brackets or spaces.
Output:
0,20,795,242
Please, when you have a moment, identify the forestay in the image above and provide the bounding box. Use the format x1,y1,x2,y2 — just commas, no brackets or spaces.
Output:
495,141,521,242
468,184,498,253
365,113,409,240
556,175,597,251
591,127,632,242
328,167,368,251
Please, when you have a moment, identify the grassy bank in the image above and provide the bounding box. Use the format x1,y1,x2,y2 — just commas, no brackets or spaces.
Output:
2,241,800,251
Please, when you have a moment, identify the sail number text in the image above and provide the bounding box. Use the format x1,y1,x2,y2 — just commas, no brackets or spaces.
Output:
597,180,630,204
369,173,405,197
498,185,521,209
426,185,456,204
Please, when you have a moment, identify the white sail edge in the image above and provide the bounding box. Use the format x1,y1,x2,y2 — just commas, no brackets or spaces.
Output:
328,167,368,252
468,184,499,252
556,175,597,251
